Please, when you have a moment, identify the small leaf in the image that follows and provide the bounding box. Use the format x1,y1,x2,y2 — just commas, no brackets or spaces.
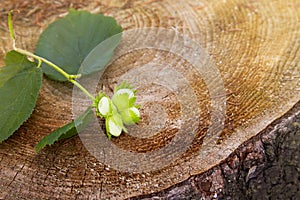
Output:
35,106,94,152
114,81,134,93
120,107,140,125
35,9,122,81
129,96,137,107
0,52,42,142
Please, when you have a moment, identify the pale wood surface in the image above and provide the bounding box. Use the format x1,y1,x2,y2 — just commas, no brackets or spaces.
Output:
0,0,299,199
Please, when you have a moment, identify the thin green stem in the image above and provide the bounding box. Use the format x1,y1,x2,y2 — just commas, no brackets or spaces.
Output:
8,11,15,41
15,48,71,79
15,48,95,101
70,79,95,101
37,59,42,68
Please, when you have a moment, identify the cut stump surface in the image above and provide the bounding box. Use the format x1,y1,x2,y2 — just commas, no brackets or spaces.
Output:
0,0,299,199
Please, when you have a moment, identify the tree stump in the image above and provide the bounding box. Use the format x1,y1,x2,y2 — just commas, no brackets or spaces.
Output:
0,0,299,199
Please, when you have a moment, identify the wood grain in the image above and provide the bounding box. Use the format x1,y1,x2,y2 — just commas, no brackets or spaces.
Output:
0,0,299,199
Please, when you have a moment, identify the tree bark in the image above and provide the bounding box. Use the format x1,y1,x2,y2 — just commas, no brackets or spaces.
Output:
0,0,299,199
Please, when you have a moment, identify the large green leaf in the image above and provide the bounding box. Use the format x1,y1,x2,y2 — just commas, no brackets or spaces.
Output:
35,106,94,152
79,33,121,76
35,9,122,81
0,51,42,142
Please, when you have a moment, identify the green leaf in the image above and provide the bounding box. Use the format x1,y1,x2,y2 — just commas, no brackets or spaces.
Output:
0,52,42,142
35,106,94,152
0,51,32,88
79,32,121,76
120,107,140,125
4,50,28,65
114,81,135,93
35,9,122,81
